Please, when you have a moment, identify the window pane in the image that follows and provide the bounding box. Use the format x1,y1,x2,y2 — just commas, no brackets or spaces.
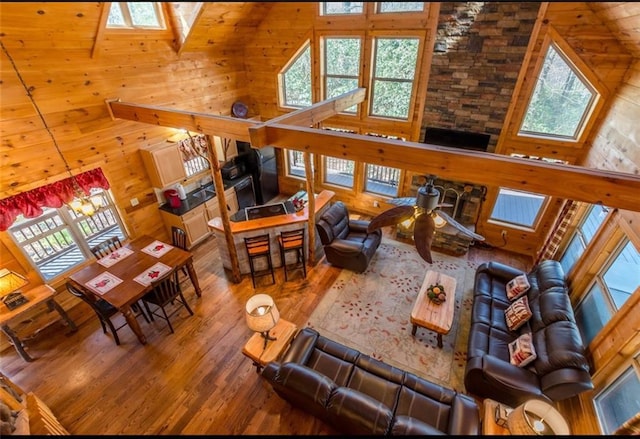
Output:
575,282,612,346
595,366,640,434
560,234,584,274
490,188,546,228
172,2,203,39
107,3,126,26
322,2,363,15
324,157,354,188
326,39,360,76
520,44,595,139
581,204,609,243
365,164,400,196
286,150,307,178
374,39,419,80
128,2,161,27
377,2,424,13
559,204,608,274
602,241,640,310
371,80,412,118
283,45,312,107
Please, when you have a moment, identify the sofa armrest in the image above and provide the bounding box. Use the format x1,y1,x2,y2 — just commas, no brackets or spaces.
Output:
447,393,480,435
391,416,446,435
541,368,594,401
326,238,364,254
477,261,526,283
348,219,371,234
280,327,318,364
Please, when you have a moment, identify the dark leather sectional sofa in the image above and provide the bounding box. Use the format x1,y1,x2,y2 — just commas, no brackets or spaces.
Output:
262,328,480,435
464,259,593,407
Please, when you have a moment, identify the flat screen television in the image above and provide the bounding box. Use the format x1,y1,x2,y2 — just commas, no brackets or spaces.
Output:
423,127,490,152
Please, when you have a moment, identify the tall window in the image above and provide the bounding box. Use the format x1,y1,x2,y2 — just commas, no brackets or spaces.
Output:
370,37,420,119
320,2,363,15
489,188,547,228
285,150,309,179
594,359,640,434
324,157,355,188
574,239,640,346
364,164,400,197
323,37,362,114
519,43,597,140
376,2,424,13
107,2,165,29
8,189,128,281
280,42,312,108
559,204,609,274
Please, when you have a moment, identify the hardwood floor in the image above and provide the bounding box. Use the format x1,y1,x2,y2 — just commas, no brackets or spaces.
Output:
0,228,531,435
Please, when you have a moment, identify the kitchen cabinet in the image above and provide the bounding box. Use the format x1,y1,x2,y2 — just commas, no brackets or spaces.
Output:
140,143,187,188
160,204,209,249
225,187,239,217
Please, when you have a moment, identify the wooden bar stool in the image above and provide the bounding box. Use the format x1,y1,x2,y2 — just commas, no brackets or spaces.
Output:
244,234,276,288
278,229,306,281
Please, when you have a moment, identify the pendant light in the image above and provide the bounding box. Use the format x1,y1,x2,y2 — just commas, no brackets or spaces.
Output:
1,40,102,216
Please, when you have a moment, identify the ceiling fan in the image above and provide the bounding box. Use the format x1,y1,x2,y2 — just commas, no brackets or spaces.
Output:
367,175,485,263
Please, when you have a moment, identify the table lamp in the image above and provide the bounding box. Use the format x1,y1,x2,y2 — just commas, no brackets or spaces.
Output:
0,268,29,310
507,399,570,435
245,294,280,350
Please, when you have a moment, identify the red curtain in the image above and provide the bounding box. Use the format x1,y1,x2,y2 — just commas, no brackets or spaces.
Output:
0,168,110,231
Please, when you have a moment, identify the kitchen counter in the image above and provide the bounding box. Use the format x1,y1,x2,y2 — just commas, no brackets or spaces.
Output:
207,190,335,275
159,176,251,216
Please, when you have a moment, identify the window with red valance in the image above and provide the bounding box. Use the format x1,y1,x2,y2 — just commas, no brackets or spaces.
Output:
0,168,110,231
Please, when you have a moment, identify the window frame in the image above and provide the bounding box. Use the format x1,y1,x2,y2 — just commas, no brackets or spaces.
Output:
8,189,128,282
106,2,166,30
559,204,610,276
320,34,364,116
593,356,640,435
278,41,313,110
512,30,606,146
488,187,549,230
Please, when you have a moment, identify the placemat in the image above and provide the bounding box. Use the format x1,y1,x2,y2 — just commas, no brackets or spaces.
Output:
97,247,134,267
133,262,172,286
141,240,174,258
85,272,123,295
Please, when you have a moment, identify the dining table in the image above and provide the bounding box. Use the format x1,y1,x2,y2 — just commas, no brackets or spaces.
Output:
67,234,201,344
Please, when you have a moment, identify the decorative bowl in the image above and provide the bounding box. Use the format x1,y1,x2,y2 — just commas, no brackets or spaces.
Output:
427,284,446,304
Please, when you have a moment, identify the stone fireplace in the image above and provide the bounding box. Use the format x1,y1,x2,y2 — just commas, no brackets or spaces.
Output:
397,176,486,256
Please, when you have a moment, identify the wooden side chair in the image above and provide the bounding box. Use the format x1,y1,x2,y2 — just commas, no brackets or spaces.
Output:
141,268,194,334
66,281,149,345
90,236,122,259
171,226,189,278
244,234,276,288
278,228,306,281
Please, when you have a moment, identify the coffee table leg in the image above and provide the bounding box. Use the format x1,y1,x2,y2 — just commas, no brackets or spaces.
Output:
437,333,443,348
1,324,33,362
411,324,417,336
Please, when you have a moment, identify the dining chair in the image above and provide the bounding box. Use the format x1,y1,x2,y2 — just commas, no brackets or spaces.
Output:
66,281,149,345
141,268,194,334
90,236,123,259
171,226,189,278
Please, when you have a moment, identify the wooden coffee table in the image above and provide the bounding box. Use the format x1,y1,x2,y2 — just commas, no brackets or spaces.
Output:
242,318,298,373
410,270,457,348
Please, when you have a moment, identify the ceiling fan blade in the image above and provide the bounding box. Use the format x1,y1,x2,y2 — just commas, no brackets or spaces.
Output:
367,205,414,233
413,213,435,264
436,210,486,241
387,197,417,207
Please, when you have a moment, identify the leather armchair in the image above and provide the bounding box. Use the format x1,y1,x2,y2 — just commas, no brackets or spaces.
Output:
315,201,382,273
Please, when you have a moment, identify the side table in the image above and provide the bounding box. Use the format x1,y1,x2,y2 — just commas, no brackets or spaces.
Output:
0,284,77,362
482,398,512,435
242,319,298,373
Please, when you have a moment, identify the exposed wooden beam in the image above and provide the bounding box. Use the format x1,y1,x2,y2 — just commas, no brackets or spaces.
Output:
248,123,640,212
106,99,258,142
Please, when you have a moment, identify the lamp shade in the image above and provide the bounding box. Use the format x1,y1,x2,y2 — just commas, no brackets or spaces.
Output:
507,399,570,435
245,294,280,333
0,269,28,297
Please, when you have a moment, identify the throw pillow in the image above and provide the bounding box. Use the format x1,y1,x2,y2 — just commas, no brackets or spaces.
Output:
504,296,532,331
508,332,537,367
506,274,530,301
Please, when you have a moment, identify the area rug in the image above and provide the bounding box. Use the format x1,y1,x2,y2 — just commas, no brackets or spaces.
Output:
306,238,479,392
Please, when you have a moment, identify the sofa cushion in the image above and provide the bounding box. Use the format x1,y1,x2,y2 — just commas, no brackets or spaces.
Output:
326,386,394,435
508,333,537,367
506,274,530,301
348,355,404,409
505,296,532,331
304,335,360,387
391,416,445,435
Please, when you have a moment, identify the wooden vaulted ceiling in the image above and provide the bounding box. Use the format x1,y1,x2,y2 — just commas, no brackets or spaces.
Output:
178,2,640,60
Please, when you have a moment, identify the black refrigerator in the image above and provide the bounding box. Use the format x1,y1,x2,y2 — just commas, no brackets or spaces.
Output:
236,141,279,205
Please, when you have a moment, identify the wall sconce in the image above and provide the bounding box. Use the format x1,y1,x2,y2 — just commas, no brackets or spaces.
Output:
245,294,280,350
434,40,447,53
